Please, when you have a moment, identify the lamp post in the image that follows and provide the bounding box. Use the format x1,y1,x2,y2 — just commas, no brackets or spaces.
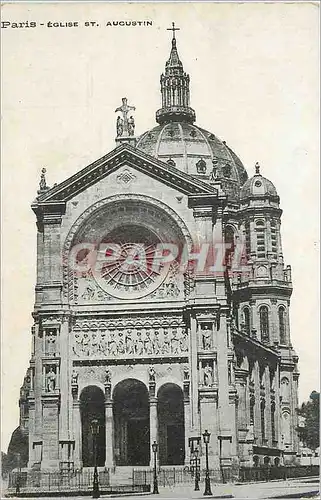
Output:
151,441,159,494
202,430,212,496
91,418,100,499
193,448,200,491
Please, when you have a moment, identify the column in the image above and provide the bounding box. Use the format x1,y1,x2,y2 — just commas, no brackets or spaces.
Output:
200,393,219,471
253,361,261,442
183,375,191,465
27,398,36,468
34,321,43,437
265,365,272,446
73,399,82,469
59,317,70,441
275,363,282,449
190,316,199,432
105,400,114,468
41,395,60,469
149,397,158,467
216,312,233,470
234,369,248,436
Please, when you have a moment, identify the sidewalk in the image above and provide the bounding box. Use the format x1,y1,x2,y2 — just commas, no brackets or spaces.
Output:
141,477,320,499
2,477,319,500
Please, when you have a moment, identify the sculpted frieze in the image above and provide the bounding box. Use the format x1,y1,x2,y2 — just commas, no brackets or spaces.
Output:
72,323,188,359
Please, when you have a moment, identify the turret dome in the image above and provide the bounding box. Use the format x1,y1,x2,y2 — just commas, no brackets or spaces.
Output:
240,162,278,200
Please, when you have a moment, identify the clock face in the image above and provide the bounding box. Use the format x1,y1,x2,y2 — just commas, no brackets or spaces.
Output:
93,224,168,299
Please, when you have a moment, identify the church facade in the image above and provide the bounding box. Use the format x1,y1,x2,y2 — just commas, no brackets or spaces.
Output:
18,27,300,477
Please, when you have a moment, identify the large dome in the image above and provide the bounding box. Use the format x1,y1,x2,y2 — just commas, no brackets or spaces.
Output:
133,27,248,202
136,122,248,201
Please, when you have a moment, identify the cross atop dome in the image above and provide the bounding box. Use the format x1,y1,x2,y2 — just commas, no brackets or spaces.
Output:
167,22,180,40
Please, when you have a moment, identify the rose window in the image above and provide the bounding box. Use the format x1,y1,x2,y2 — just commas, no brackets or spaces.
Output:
94,224,167,298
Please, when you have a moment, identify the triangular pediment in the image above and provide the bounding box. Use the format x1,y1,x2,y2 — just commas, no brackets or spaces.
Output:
34,143,217,207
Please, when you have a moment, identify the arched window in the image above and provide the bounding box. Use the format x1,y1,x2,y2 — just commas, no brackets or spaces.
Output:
242,307,250,335
259,306,269,342
279,306,286,344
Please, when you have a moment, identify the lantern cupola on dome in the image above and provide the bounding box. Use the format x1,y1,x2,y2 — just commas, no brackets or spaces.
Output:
156,22,196,125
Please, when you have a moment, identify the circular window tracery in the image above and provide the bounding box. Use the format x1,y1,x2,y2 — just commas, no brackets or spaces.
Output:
97,224,164,294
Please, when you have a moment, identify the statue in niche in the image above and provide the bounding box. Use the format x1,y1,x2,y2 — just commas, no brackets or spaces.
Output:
203,363,214,387
183,366,189,381
117,333,125,355
105,369,111,384
153,330,161,355
125,330,134,355
149,366,156,382
46,366,56,392
109,333,118,357
163,329,171,355
71,369,78,385
46,330,56,355
144,330,154,355
202,325,212,350
171,328,180,354
135,331,144,356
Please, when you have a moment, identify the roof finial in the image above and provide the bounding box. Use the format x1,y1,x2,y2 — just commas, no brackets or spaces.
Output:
255,162,260,175
167,21,180,41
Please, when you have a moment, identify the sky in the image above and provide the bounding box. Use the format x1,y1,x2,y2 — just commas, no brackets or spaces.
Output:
1,2,319,453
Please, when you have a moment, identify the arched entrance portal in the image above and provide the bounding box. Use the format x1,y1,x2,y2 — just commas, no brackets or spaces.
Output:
157,383,185,465
80,385,106,466
113,379,150,466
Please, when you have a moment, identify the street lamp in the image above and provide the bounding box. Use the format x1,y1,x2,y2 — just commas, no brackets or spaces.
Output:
151,441,159,494
193,448,200,491
202,430,212,496
90,418,100,499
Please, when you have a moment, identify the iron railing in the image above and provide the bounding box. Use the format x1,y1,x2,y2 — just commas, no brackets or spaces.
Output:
239,465,319,482
134,465,320,487
8,469,110,493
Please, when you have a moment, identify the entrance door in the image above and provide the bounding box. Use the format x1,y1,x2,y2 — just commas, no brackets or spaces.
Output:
80,385,106,466
166,424,185,465
127,419,150,465
157,383,185,465
113,379,150,466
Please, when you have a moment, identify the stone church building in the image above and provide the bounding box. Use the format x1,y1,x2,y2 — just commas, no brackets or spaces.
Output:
17,27,300,477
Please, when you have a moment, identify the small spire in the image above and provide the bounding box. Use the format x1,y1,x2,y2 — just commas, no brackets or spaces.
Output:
255,162,260,175
37,167,49,194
